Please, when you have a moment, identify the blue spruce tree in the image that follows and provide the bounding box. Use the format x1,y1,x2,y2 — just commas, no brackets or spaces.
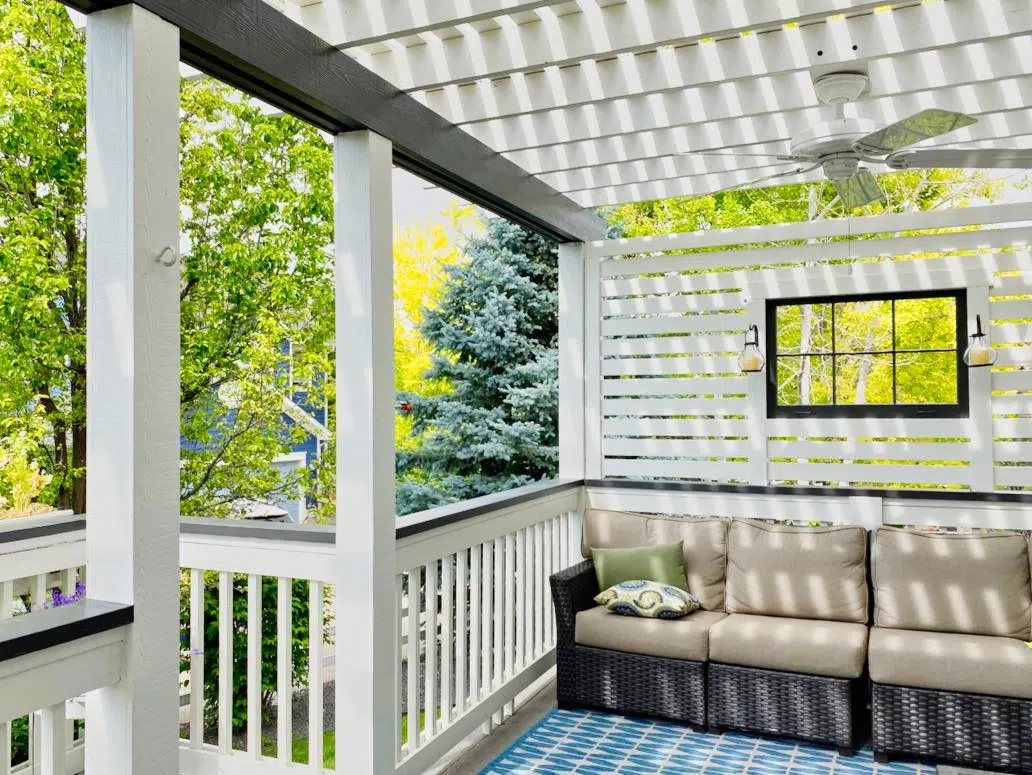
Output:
396,219,559,514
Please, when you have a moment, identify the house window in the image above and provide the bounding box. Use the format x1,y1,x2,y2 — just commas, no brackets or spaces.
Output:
766,289,968,418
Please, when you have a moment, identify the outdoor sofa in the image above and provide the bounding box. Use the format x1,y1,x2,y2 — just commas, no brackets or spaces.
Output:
551,509,1032,773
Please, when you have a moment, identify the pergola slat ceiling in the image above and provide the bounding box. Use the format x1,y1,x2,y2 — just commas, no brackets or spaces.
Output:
276,0,1032,208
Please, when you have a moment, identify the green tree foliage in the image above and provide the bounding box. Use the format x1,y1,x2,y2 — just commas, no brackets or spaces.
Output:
773,295,960,408
178,79,334,517
396,219,559,514
606,171,1002,237
0,0,87,512
0,1,336,516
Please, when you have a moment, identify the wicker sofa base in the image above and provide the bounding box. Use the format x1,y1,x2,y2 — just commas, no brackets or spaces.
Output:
707,662,867,751
872,682,1032,774
558,644,707,726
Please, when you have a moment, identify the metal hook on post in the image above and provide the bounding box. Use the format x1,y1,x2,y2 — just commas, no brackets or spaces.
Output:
156,246,178,267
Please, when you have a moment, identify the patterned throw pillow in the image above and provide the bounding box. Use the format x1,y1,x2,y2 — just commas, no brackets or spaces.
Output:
593,580,700,619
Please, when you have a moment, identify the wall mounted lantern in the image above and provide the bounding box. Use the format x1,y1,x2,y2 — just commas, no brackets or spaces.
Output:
739,324,766,373
963,314,997,368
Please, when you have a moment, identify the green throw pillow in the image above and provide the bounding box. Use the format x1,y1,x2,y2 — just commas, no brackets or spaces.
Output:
591,541,688,591
594,580,700,619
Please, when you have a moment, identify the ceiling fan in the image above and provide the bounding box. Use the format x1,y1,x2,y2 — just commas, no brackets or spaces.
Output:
686,72,1032,209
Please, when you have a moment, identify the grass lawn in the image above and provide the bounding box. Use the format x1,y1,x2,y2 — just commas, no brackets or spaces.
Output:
261,712,426,767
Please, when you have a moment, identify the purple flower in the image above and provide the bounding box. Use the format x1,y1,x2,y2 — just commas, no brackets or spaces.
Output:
50,582,86,608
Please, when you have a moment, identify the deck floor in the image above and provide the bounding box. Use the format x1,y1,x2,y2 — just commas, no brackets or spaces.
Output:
436,683,1002,775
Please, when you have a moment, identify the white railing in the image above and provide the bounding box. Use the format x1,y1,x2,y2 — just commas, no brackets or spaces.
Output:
0,512,86,775
393,481,582,775
1,483,586,775
0,601,130,775
178,519,336,774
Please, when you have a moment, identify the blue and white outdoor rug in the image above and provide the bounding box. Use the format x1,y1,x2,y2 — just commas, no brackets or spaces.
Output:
480,709,936,774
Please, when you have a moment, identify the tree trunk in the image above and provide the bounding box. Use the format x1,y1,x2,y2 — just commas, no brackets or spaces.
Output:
52,418,70,511
71,420,86,515
70,368,87,515
799,305,813,404
853,329,876,404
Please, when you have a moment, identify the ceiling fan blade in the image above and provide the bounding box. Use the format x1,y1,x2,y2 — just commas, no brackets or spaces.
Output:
702,162,823,197
688,151,811,162
885,148,1032,170
854,109,978,156
833,168,886,210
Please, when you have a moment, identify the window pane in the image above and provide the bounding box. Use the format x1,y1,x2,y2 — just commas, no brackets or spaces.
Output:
896,351,958,404
776,355,833,406
775,303,832,355
833,299,893,353
834,353,893,405
895,296,957,351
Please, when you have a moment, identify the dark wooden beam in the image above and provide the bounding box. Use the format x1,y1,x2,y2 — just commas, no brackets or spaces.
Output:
61,0,606,243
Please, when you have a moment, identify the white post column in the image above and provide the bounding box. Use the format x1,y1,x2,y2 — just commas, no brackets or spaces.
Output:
558,243,586,480
334,131,396,774
85,6,180,775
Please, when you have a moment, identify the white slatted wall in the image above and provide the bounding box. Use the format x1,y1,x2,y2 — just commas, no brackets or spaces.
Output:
590,203,1032,492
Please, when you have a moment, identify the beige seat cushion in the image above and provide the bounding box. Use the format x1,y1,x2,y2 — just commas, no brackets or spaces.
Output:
581,509,728,611
709,613,868,678
874,528,1032,640
869,626,1032,700
575,606,727,662
725,520,868,623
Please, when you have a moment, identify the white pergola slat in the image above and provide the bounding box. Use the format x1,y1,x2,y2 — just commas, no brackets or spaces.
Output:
546,104,1032,198
457,35,1032,153
272,0,1032,217
348,0,902,92
291,0,567,48
476,73,1032,162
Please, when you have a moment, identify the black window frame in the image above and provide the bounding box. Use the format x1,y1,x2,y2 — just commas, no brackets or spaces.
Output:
765,288,968,419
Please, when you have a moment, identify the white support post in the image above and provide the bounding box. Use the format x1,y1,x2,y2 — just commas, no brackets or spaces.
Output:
583,256,603,479
558,243,586,480
334,130,396,774
85,7,180,775
745,295,768,486
968,285,995,491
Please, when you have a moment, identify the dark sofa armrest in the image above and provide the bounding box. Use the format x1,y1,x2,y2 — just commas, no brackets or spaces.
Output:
550,560,599,649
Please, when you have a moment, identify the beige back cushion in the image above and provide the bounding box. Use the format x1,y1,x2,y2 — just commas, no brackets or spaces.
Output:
580,509,728,611
874,528,1032,639
725,520,869,623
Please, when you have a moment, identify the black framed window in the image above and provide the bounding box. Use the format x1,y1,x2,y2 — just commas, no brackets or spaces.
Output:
766,289,968,418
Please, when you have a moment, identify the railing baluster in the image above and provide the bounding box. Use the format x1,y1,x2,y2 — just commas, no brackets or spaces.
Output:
492,538,504,726
0,580,12,775
277,576,293,764
425,559,438,739
189,568,205,748
515,529,526,674
551,516,562,643
480,542,492,733
468,546,480,708
32,573,46,612
40,702,66,775
406,568,421,752
309,580,325,770
246,573,262,758
504,532,515,717
559,512,570,571
534,522,544,658
455,549,467,717
543,521,553,647
218,571,233,753
395,573,404,761
441,554,454,727
568,511,582,567
523,526,534,663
